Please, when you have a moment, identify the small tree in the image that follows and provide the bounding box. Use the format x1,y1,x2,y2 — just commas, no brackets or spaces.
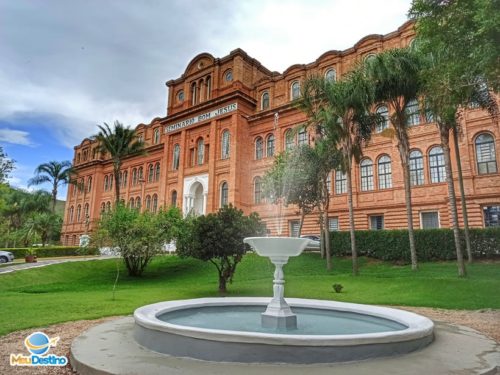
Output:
176,205,266,293
23,213,62,246
98,204,182,276
0,146,14,184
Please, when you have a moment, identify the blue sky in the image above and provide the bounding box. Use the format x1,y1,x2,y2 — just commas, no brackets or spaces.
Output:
0,0,411,200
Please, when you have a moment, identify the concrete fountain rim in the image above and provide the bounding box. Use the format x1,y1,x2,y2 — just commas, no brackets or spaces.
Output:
133,297,434,347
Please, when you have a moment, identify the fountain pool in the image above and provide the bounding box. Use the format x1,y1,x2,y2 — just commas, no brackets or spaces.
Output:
133,237,434,364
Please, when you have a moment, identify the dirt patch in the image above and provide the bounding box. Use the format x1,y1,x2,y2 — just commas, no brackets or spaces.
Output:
0,309,498,374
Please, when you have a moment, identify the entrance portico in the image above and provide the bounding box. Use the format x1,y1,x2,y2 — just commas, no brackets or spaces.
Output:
183,174,208,216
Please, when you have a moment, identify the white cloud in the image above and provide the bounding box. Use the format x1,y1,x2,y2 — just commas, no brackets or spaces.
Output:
0,128,33,146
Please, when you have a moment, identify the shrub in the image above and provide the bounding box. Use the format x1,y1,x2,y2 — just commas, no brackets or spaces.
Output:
330,228,500,262
0,246,99,259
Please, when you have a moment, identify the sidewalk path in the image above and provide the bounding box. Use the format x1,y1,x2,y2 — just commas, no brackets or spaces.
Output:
0,256,117,275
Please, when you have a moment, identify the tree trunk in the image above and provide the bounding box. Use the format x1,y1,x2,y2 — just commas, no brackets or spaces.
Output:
298,211,305,237
218,275,227,294
453,128,472,263
442,133,466,277
400,152,418,270
51,185,57,213
319,212,325,258
346,164,358,276
323,210,332,270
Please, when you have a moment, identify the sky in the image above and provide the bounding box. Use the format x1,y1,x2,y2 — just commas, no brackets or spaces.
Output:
0,0,412,199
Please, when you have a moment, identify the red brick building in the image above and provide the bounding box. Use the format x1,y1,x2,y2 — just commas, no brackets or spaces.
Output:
61,21,500,245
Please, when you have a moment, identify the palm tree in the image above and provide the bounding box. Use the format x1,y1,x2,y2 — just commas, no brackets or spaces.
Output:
94,121,146,204
365,48,423,271
419,50,499,277
28,161,73,212
300,68,378,275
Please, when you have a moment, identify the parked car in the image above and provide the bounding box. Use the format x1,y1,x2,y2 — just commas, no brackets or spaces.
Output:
0,250,15,263
300,235,321,250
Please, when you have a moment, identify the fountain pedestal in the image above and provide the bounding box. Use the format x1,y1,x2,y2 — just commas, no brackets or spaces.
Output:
261,256,297,329
243,237,310,330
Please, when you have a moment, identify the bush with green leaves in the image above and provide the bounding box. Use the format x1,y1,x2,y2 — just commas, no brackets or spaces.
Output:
330,228,500,263
176,205,266,293
1,246,98,259
96,205,182,276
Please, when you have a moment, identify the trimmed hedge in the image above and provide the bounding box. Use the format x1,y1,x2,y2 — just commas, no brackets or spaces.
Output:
0,246,99,259
330,228,500,262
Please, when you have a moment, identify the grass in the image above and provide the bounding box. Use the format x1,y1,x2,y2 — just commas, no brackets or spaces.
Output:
0,253,498,336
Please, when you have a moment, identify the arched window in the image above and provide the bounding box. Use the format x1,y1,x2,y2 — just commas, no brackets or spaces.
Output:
376,105,389,132
104,175,108,191
220,182,228,207
153,128,160,144
364,53,376,63
138,167,143,182
285,129,295,150
254,177,263,204
132,168,137,186
191,82,197,105
69,206,74,223
475,133,497,174
76,153,81,163
173,144,180,170
266,134,275,157
84,203,89,219
72,235,76,245
255,137,264,160
177,90,184,102
79,178,84,193
409,150,424,185
325,68,336,82
429,146,446,183
129,198,134,208
152,194,158,213
118,171,123,187
77,205,82,222
298,127,307,145
148,164,154,182
326,173,332,192
224,69,233,82
106,201,111,212
261,91,270,110
221,130,230,159
145,195,151,211
206,76,211,100
108,174,113,190
405,99,420,126
136,197,141,210
291,81,300,100
122,171,128,188
171,190,177,207
198,78,204,102
100,202,105,214
360,159,374,191
335,169,347,194
155,162,160,181
378,155,392,189
197,138,204,165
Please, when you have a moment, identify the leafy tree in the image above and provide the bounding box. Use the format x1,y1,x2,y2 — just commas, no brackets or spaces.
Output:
300,69,379,275
28,160,74,212
176,205,266,293
409,0,500,276
0,146,14,184
23,213,62,247
409,0,500,91
365,48,424,271
94,121,146,204
97,204,182,277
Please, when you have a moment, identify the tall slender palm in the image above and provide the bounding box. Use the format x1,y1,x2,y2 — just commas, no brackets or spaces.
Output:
28,161,74,212
365,48,423,271
300,68,377,275
419,49,499,277
94,121,146,204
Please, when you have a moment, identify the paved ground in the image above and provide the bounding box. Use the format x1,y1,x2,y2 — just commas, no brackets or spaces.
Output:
70,317,500,375
0,256,116,274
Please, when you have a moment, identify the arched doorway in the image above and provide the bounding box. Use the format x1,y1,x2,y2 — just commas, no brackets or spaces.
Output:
191,182,204,215
183,174,209,216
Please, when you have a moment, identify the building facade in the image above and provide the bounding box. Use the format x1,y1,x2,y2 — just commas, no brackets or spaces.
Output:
61,21,500,245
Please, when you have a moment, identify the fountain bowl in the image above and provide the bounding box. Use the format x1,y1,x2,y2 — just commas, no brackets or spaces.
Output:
133,297,434,364
243,236,310,258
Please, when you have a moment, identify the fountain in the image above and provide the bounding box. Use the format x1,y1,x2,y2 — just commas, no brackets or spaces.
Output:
132,236,435,363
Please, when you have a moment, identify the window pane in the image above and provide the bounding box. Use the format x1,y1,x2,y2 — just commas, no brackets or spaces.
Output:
360,159,374,191
328,217,339,231
475,134,497,174
370,215,384,230
378,156,392,189
255,137,263,159
405,99,420,126
221,131,230,159
421,212,439,228
298,128,307,145
409,150,424,185
483,206,500,227
376,105,389,132
290,220,300,237
429,147,446,183
335,170,347,194
267,134,275,157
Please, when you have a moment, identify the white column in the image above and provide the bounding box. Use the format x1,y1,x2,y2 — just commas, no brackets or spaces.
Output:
202,193,207,215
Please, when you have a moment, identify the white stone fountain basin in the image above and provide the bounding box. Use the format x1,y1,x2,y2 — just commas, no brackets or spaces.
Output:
243,237,310,257
134,297,434,363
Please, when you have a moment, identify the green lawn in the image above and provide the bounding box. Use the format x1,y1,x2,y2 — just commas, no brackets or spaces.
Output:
0,253,499,336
